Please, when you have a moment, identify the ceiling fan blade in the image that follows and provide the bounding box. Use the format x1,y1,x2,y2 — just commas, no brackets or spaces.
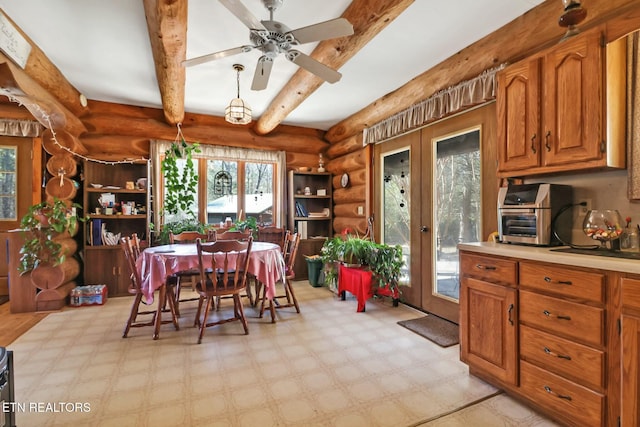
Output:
218,0,267,31
285,50,341,83
288,18,354,44
182,45,253,67
251,56,273,91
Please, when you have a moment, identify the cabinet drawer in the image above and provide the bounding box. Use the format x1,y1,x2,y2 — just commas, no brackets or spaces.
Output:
460,253,517,285
520,360,603,427
520,325,604,391
519,290,604,347
622,277,640,311
519,262,604,303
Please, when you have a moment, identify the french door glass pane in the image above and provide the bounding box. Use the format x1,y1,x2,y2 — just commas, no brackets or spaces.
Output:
433,129,481,300
244,162,274,225
381,149,410,285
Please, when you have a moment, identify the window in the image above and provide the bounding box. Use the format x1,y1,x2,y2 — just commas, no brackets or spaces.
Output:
0,146,17,221
152,141,285,227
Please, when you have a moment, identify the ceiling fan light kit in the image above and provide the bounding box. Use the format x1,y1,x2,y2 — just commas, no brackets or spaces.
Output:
225,64,252,125
183,0,354,90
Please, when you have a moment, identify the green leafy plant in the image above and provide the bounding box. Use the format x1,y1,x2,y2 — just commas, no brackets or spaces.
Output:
320,232,405,294
230,216,258,236
161,140,200,222
155,218,213,245
18,198,88,274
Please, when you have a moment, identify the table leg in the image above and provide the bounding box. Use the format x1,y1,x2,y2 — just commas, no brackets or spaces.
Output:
153,285,166,340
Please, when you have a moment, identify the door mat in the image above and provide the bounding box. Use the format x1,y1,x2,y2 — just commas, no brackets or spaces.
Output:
397,314,459,348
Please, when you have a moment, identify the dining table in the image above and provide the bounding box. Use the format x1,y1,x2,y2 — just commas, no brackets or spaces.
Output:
135,241,285,336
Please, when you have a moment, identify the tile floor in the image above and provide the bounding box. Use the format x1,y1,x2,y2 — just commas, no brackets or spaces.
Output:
6,281,559,427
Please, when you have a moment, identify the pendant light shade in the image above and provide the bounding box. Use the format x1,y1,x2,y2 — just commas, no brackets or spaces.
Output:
225,64,252,125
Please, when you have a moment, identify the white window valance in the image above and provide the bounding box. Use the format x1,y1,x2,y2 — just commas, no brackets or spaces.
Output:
363,64,505,145
0,119,41,137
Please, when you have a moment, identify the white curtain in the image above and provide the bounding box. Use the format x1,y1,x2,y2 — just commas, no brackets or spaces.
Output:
150,140,286,226
362,65,505,145
0,119,41,137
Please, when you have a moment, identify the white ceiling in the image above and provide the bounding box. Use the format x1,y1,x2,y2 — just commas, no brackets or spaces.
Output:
0,0,545,131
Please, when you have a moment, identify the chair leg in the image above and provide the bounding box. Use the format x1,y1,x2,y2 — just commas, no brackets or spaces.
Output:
234,294,249,334
165,286,180,331
258,285,276,323
285,279,300,313
194,296,204,327
123,293,144,338
197,296,213,344
173,278,182,318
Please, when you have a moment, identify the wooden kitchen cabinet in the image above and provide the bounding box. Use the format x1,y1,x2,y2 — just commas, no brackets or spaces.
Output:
620,276,640,427
460,252,518,386
518,261,607,426
497,26,625,177
459,246,622,426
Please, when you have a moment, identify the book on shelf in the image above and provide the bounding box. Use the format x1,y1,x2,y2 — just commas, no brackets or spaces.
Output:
295,201,309,217
298,220,308,239
91,219,103,246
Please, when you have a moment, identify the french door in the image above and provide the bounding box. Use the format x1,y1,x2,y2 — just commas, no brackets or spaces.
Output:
375,104,497,324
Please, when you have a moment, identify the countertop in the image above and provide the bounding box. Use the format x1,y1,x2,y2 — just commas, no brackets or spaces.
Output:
458,242,640,275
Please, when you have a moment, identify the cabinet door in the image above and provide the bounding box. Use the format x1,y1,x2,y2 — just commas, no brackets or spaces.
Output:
84,248,129,297
621,313,640,427
497,58,541,172
543,30,603,166
460,276,518,385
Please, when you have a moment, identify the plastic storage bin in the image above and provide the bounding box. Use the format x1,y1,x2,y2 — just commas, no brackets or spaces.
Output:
305,256,323,287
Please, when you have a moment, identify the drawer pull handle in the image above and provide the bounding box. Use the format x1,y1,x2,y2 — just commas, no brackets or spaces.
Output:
475,264,496,271
543,385,572,401
543,276,572,285
543,346,572,360
543,310,571,321
507,304,514,326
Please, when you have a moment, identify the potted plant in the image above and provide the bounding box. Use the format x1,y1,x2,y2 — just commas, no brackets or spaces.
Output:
18,198,87,274
320,231,405,296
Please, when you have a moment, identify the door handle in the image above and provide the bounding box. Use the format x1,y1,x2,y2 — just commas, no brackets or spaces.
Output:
420,226,429,232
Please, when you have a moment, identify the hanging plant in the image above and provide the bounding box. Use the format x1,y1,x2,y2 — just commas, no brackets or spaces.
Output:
18,198,88,274
161,139,200,221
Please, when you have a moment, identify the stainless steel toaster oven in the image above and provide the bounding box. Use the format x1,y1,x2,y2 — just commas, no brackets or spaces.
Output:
498,183,573,246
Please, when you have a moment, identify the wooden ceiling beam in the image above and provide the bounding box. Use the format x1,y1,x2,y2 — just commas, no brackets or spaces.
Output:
0,9,89,119
0,58,87,137
142,0,188,126
253,0,415,136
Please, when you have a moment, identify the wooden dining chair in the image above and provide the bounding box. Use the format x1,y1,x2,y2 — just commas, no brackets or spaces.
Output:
217,230,251,240
193,236,253,343
167,229,217,316
256,225,286,249
257,231,301,322
120,235,179,339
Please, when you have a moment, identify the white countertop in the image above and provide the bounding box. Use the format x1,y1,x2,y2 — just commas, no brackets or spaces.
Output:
458,242,640,275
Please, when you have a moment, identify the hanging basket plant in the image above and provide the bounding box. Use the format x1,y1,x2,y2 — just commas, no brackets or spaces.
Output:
161,139,200,221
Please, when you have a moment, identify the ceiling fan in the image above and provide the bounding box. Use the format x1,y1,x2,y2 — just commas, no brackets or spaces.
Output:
182,0,354,91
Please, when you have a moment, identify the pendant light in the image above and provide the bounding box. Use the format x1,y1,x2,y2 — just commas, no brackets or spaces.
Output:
225,64,252,125
559,0,587,40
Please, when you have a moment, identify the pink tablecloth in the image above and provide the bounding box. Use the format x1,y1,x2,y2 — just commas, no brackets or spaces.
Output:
136,241,285,303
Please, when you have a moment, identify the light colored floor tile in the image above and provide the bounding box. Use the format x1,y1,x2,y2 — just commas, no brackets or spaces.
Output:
7,282,561,427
